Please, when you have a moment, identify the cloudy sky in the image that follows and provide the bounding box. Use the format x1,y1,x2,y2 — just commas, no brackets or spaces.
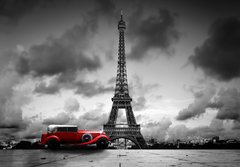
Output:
1,0,240,141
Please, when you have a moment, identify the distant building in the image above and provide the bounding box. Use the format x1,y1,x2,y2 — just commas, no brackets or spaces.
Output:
212,136,220,143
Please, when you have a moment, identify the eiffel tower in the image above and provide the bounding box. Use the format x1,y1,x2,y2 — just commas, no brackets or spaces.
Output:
103,10,147,148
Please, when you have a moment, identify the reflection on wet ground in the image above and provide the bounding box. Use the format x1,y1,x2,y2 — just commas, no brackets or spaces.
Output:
0,149,240,167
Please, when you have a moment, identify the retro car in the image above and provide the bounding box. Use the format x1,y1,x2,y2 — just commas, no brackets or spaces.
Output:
40,125,110,149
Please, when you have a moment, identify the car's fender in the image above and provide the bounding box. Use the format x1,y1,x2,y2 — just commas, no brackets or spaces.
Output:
40,135,60,145
79,134,110,146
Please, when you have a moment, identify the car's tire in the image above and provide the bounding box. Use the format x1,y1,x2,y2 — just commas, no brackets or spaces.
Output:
47,139,60,149
96,138,109,149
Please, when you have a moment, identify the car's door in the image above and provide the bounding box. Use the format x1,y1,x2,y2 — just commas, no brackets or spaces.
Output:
56,127,68,143
67,127,79,143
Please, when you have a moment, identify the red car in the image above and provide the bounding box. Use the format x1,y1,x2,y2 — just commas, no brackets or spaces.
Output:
40,125,109,149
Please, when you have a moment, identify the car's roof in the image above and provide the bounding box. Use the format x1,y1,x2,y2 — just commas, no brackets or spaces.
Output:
48,125,78,128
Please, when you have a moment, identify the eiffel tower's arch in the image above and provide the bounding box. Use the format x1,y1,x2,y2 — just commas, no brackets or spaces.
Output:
110,136,141,148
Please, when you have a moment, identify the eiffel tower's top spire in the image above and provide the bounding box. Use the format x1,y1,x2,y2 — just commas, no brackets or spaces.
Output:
118,9,126,30
120,9,123,20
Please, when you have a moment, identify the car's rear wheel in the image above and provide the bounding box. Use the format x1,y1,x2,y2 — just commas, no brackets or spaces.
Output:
96,138,108,149
47,139,60,149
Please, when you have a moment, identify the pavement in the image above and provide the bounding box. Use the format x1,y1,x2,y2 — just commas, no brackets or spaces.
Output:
0,149,240,167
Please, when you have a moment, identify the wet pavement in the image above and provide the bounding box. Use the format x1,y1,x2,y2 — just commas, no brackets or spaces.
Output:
0,149,240,167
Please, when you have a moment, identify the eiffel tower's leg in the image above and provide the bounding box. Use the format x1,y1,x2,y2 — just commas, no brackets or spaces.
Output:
135,133,147,148
126,105,136,125
107,105,118,125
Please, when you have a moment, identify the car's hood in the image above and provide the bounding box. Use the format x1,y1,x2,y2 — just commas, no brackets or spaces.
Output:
77,130,102,134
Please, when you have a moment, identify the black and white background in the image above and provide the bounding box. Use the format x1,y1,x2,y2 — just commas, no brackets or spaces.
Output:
1,0,240,144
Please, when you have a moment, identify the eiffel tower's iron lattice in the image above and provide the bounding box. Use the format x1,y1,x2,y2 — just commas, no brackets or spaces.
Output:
103,10,147,148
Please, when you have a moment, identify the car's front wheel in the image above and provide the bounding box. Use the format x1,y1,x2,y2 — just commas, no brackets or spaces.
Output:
47,139,60,149
96,138,109,149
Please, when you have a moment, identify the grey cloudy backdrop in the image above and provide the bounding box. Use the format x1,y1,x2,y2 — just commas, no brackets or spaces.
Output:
0,0,240,141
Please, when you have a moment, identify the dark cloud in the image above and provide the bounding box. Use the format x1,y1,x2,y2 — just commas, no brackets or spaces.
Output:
43,112,71,125
33,77,114,97
34,80,60,94
233,121,240,130
93,0,116,18
0,0,117,137
206,101,223,109
178,85,240,122
0,0,42,25
75,80,114,97
14,16,114,97
15,54,29,74
12,2,122,97
127,7,179,60
16,24,101,77
0,0,118,26
13,0,116,78
189,17,240,81
176,85,216,120
214,88,240,122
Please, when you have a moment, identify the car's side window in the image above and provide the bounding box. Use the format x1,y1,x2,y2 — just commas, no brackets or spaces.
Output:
57,127,68,132
68,127,77,132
